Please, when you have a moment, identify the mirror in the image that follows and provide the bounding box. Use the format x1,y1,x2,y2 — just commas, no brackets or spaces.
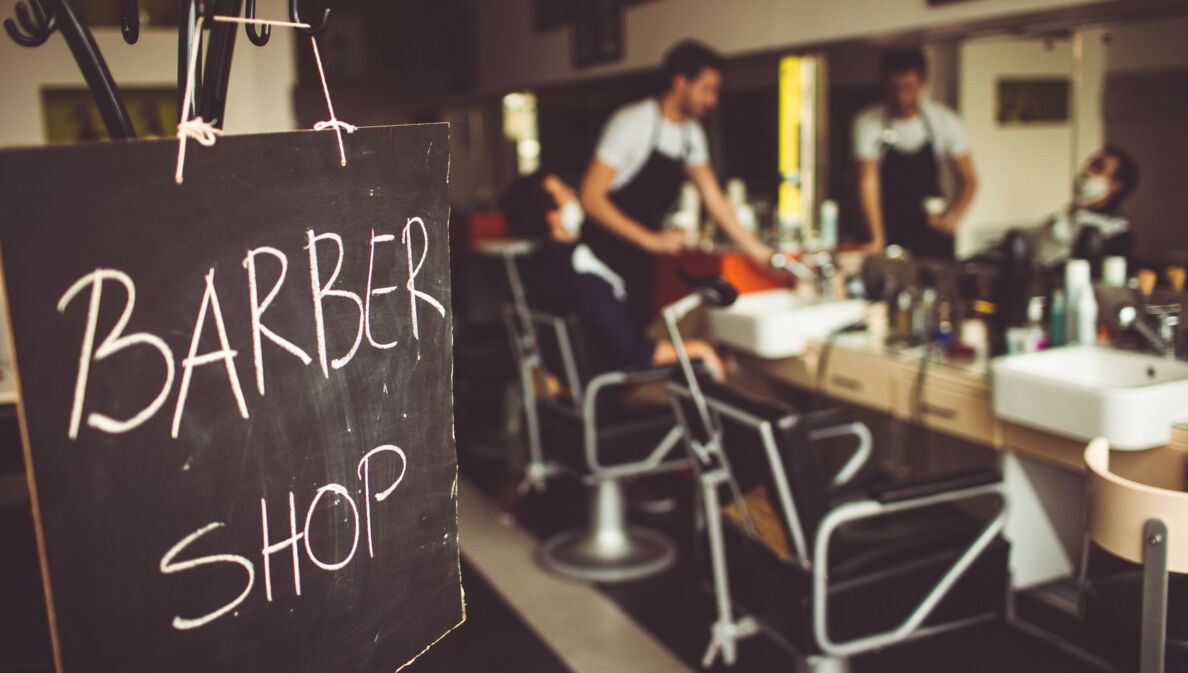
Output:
1074,15,1188,269
817,9,1188,270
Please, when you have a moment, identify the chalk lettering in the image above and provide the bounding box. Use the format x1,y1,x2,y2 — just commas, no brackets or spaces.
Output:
171,269,250,439
402,217,445,341
364,231,399,349
260,491,303,602
302,484,360,571
57,269,176,438
159,522,255,630
356,445,407,558
307,230,364,376
244,246,313,395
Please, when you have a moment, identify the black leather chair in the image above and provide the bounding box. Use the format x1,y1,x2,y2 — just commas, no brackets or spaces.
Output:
667,376,1010,671
503,305,689,583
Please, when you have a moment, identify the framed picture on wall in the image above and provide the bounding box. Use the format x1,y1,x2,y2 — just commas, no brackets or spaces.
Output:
572,0,622,69
996,78,1070,124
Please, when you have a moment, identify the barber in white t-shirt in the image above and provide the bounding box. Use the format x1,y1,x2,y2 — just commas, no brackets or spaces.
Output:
579,39,774,324
853,48,978,260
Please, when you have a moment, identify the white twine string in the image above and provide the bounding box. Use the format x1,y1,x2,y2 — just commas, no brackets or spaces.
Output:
211,16,310,29
175,15,222,184
309,35,356,166
175,14,356,184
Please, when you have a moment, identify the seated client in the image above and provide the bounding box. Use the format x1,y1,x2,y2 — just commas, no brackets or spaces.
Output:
500,170,724,379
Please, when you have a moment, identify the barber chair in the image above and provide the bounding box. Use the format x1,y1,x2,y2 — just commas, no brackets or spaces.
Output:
1082,437,1188,673
503,304,689,583
660,274,1009,671
667,379,1010,671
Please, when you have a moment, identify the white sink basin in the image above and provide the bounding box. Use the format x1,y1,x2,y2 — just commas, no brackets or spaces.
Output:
992,345,1188,450
706,289,867,358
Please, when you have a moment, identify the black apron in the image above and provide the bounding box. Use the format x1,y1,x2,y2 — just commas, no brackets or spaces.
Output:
879,110,951,260
584,105,689,325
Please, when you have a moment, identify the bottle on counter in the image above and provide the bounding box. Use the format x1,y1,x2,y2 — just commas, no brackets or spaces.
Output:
1025,296,1046,351
1006,296,1044,354
1066,259,1092,344
819,200,839,251
1073,278,1099,345
896,287,913,342
1048,287,1067,347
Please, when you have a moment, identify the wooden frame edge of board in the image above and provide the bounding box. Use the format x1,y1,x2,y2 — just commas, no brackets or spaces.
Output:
0,244,65,673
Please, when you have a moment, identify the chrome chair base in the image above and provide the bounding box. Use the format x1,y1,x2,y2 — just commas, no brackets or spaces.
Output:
538,479,676,583
538,525,676,583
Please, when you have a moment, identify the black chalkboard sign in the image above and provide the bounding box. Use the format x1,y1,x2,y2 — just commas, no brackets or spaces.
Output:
0,124,461,673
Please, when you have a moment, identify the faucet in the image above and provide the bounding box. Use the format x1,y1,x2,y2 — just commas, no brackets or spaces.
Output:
1118,303,1180,358
771,250,836,298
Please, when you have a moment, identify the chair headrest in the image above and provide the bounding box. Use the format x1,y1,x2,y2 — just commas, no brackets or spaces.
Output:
677,268,738,308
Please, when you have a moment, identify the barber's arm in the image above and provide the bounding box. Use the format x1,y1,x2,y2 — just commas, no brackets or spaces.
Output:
856,158,886,252
580,159,687,255
685,162,774,268
930,153,978,234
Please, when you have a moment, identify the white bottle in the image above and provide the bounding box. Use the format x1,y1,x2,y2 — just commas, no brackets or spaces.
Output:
819,200,839,250
1073,280,1098,345
1065,259,1091,343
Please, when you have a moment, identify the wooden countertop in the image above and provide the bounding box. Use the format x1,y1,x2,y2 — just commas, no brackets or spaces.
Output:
731,332,1187,473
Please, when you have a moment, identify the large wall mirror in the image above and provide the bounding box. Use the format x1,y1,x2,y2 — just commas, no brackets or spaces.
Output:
817,8,1188,267
515,4,1187,272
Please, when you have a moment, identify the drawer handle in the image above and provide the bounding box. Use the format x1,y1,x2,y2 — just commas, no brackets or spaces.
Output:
920,403,957,420
830,375,862,391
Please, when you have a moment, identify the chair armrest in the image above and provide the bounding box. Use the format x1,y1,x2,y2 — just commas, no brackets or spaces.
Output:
802,408,856,432
870,468,1001,505
812,474,1006,657
581,367,687,478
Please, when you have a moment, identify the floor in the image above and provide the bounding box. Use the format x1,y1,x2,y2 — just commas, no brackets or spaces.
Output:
0,407,1115,673
416,437,1111,673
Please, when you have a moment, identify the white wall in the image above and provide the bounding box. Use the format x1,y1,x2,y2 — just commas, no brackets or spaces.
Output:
956,35,1075,255
0,0,296,149
474,0,1099,94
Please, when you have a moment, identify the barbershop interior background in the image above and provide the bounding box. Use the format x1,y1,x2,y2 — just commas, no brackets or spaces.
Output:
2,0,1188,672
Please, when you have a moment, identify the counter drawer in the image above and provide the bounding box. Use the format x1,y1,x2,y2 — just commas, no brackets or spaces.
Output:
893,368,1000,448
819,347,900,412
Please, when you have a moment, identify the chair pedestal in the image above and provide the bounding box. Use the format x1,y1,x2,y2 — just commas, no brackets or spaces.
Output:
539,478,676,583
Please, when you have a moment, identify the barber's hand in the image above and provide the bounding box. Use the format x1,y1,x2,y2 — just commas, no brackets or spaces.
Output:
928,211,960,235
685,340,725,382
646,229,689,255
745,244,777,271
860,235,886,255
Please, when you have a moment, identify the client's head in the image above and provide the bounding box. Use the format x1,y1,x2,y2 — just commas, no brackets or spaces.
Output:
1075,145,1138,214
500,171,584,244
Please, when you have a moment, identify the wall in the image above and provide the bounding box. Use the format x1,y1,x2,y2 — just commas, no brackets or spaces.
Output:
473,0,1099,95
1080,16,1188,262
0,0,297,150
956,35,1076,256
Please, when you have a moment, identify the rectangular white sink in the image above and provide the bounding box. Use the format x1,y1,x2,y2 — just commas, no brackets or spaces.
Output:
706,289,867,358
992,345,1188,450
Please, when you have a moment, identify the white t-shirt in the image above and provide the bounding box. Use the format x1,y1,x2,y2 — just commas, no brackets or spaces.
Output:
594,98,710,191
852,99,969,161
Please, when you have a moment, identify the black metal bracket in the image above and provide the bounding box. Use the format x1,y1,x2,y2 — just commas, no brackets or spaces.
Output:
5,0,137,139
4,0,56,46
7,0,312,140
290,0,329,37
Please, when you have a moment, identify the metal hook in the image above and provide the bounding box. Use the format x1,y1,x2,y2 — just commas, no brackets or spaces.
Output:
289,0,329,37
119,0,137,43
4,0,57,47
243,0,268,46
